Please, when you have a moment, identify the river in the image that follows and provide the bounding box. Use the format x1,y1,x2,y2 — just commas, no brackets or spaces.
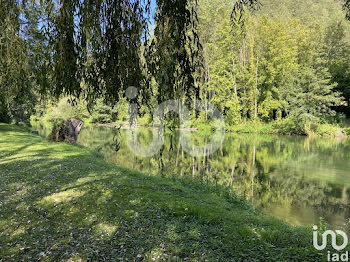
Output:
32,122,350,232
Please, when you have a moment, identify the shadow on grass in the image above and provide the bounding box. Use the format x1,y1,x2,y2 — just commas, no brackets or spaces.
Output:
0,125,324,262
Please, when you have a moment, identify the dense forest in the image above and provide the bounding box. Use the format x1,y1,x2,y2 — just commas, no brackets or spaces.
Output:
1,0,350,136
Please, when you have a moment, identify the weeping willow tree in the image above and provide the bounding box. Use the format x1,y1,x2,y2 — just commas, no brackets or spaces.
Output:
46,0,350,106
0,0,38,122
44,0,202,109
44,0,262,107
2,0,350,118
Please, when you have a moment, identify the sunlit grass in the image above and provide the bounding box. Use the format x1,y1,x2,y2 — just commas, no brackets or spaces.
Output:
40,189,86,205
0,123,335,261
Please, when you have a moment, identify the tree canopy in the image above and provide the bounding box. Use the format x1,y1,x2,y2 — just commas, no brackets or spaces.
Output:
1,0,350,128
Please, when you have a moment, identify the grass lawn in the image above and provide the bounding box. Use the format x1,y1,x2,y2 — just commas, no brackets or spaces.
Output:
0,123,328,261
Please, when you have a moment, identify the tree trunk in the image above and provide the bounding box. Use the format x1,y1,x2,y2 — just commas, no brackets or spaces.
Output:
51,118,84,144
232,58,237,96
254,56,259,119
229,163,236,187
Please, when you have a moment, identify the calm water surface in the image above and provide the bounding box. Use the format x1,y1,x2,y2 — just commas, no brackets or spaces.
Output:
32,122,350,232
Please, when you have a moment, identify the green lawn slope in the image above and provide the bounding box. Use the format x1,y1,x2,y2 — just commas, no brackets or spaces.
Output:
0,124,326,261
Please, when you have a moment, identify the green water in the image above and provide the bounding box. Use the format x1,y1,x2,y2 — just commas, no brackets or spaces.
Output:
32,122,350,231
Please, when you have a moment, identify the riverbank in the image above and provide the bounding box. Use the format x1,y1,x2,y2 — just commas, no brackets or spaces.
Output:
0,123,330,261
227,119,349,138
96,119,349,138
95,122,199,131
31,115,349,138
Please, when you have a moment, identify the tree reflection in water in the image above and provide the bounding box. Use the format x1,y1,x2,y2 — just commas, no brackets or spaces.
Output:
32,122,350,233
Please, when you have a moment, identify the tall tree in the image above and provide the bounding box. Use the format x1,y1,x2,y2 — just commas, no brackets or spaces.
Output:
0,0,36,122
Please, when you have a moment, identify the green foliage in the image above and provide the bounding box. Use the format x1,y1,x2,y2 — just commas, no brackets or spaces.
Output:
195,0,348,134
90,98,128,124
33,97,129,125
314,123,341,137
0,1,37,123
137,104,152,126
3,0,350,134
1,0,201,122
225,97,242,125
42,0,200,107
37,98,89,123
344,127,350,136
227,118,345,137
48,120,68,142
258,91,282,120
288,66,342,123
272,118,305,135
138,113,152,127
90,99,115,124
228,120,276,134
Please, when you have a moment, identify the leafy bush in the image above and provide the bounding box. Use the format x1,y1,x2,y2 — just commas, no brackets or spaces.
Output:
48,120,67,142
315,123,340,137
90,98,128,124
138,105,153,126
34,98,89,123
34,97,128,124
229,120,275,134
344,128,350,136
226,118,343,137
138,112,152,126
273,118,306,135
91,100,114,123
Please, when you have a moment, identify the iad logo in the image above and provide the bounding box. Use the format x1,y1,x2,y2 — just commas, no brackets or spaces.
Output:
313,225,349,261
